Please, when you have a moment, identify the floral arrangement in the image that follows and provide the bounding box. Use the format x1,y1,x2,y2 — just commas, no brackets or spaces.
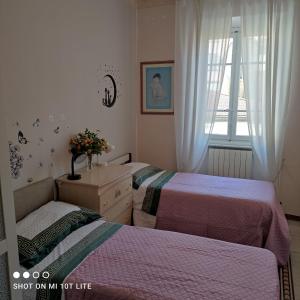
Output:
69,129,113,156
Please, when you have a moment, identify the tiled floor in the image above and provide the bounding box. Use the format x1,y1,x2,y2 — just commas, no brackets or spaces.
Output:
289,220,300,300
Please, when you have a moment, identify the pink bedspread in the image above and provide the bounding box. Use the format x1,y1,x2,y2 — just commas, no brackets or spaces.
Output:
64,226,279,300
155,173,290,266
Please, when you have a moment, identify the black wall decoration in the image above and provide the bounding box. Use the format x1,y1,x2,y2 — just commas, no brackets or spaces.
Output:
103,74,117,107
9,115,66,181
97,64,122,108
18,130,29,144
9,142,24,179
53,126,60,134
32,118,40,127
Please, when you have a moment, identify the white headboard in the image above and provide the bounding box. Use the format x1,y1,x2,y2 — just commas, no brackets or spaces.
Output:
14,177,55,222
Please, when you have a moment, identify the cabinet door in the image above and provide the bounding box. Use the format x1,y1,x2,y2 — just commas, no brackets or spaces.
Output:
0,109,22,299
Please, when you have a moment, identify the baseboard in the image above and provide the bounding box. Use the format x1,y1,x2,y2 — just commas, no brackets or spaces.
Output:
286,214,300,221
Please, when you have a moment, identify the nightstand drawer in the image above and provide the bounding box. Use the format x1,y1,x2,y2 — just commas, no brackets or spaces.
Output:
100,176,132,213
102,193,132,222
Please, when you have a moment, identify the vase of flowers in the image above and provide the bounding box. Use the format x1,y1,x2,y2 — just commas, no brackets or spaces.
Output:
69,129,114,171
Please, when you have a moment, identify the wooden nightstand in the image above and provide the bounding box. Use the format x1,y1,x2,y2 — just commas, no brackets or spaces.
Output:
56,164,133,225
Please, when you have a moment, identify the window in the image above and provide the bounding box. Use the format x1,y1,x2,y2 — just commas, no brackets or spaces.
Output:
208,19,250,144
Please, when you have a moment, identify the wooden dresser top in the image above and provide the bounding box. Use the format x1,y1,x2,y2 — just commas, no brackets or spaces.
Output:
57,164,132,188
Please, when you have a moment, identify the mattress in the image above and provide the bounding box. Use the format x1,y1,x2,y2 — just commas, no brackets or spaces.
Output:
19,219,107,300
21,224,279,300
17,200,279,300
128,162,290,266
65,225,279,300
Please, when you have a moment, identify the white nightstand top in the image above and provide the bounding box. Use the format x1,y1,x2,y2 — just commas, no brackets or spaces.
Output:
58,164,132,188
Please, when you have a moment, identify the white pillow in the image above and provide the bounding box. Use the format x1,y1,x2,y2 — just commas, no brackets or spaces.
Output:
126,162,150,174
17,201,80,239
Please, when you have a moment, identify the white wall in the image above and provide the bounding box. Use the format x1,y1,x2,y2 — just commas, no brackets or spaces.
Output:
0,0,137,190
136,0,239,171
137,0,300,216
137,0,177,170
279,0,300,216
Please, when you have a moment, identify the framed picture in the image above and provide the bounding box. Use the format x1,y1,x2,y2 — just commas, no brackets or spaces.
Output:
140,61,174,114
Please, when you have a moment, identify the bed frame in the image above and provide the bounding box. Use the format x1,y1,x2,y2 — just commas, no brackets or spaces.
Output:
109,153,132,165
14,177,55,222
14,153,132,222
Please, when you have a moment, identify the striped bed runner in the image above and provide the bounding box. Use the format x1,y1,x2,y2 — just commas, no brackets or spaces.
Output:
36,222,122,300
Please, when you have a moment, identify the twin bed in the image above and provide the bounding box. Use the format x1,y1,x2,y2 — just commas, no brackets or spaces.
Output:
14,154,290,300
127,161,290,266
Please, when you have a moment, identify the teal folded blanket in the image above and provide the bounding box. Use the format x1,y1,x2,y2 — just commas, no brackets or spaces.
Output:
18,207,101,269
132,166,163,190
142,170,176,216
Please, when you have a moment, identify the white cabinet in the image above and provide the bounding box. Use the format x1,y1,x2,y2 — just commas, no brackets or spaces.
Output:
56,165,133,225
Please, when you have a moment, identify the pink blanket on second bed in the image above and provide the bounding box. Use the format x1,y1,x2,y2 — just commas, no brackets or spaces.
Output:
64,226,279,300
155,173,290,266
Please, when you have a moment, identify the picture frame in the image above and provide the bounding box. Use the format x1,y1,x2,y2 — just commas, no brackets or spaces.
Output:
140,61,174,114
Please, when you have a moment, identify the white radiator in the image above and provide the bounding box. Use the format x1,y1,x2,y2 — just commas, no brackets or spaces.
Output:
208,147,252,179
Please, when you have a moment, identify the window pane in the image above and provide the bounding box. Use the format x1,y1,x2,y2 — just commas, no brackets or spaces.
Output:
236,111,249,136
237,90,247,111
207,65,220,93
238,69,246,109
207,37,233,138
226,38,233,64
242,36,267,63
212,111,228,135
236,68,249,136
208,38,232,64
218,65,231,110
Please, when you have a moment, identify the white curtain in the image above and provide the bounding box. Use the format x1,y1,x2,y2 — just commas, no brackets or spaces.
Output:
241,0,295,181
174,0,232,172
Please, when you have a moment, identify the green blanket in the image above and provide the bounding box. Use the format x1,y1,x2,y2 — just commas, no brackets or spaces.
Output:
142,171,176,216
36,222,122,300
132,166,163,190
18,207,101,269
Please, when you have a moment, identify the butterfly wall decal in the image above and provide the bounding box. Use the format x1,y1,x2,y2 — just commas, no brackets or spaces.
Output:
32,118,40,127
18,131,29,144
54,126,60,134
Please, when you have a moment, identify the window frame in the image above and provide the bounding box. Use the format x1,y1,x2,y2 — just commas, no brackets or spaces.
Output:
209,25,250,146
